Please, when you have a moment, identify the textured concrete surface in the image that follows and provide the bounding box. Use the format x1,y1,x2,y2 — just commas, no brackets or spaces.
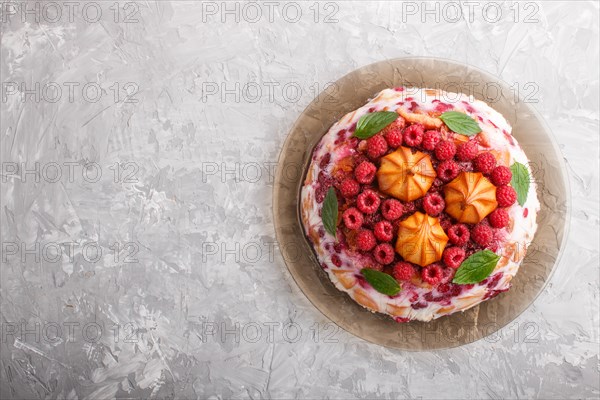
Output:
0,1,598,399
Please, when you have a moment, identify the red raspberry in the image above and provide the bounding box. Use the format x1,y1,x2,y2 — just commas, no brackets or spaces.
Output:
366,135,388,159
496,185,517,207
456,140,478,161
422,130,441,151
342,207,363,230
374,220,394,242
436,160,460,182
434,140,456,161
472,224,493,247
354,161,377,184
421,263,443,285
489,208,509,228
357,190,380,214
490,166,512,186
442,247,466,269
448,224,470,246
381,199,403,221
403,123,424,147
496,186,517,207
423,192,445,216
383,127,403,148
474,152,496,174
339,178,360,198
356,229,376,251
373,243,395,264
331,254,342,267
392,261,415,281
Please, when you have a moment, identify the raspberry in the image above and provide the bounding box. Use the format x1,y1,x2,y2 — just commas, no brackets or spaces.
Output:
422,130,441,151
373,243,395,264
331,254,342,267
357,190,380,214
442,247,466,269
434,140,456,161
474,152,496,174
342,207,364,230
383,122,404,148
366,135,388,159
374,220,394,242
456,140,478,161
356,229,377,251
491,166,512,186
339,178,360,198
436,160,460,182
423,192,445,216
489,208,509,228
319,153,331,168
421,263,443,285
392,261,415,281
403,123,424,147
381,199,403,221
496,185,517,207
472,224,493,247
448,224,470,246
354,161,377,184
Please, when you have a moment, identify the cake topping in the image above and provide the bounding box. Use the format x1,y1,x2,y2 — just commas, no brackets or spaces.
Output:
392,261,416,281
381,199,403,221
395,211,449,267
488,207,509,228
373,243,395,265
421,263,444,285
434,140,457,161
439,111,481,136
376,146,437,202
354,161,377,184
357,189,381,214
366,135,388,159
452,250,500,284
444,172,498,224
474,152,497,174
509,161,531,206
496,185,517,207
471,224,493,247
490,165,512,186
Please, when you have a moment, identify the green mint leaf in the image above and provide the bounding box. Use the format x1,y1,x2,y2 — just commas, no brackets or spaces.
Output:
452,250,501,284
440,111,482,136
361,268,401,296
353,111,398,139
510,162,530,206
322,187,338,237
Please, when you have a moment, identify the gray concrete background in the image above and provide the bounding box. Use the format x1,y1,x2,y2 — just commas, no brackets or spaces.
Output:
1,1,598,399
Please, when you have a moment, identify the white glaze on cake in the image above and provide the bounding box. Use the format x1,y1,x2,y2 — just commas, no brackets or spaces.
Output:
301,88,540,322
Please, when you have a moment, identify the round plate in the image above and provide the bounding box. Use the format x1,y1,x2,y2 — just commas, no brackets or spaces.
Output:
272,57,570,350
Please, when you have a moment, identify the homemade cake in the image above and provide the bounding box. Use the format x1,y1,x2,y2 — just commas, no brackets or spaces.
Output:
300,87,539,322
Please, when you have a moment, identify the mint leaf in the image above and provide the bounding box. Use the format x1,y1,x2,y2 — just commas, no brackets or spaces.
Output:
353,111,398,139
440,111,481,136
322,187,338,237
361,268,401,296
510,162,530,206
452,250,500,284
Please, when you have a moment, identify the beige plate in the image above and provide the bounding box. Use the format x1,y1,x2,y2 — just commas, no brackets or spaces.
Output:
272,57,570,350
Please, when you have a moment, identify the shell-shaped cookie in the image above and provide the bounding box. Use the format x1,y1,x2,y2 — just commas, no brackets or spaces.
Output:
396,212,448,267
444,172,498,224
376,147,436,202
